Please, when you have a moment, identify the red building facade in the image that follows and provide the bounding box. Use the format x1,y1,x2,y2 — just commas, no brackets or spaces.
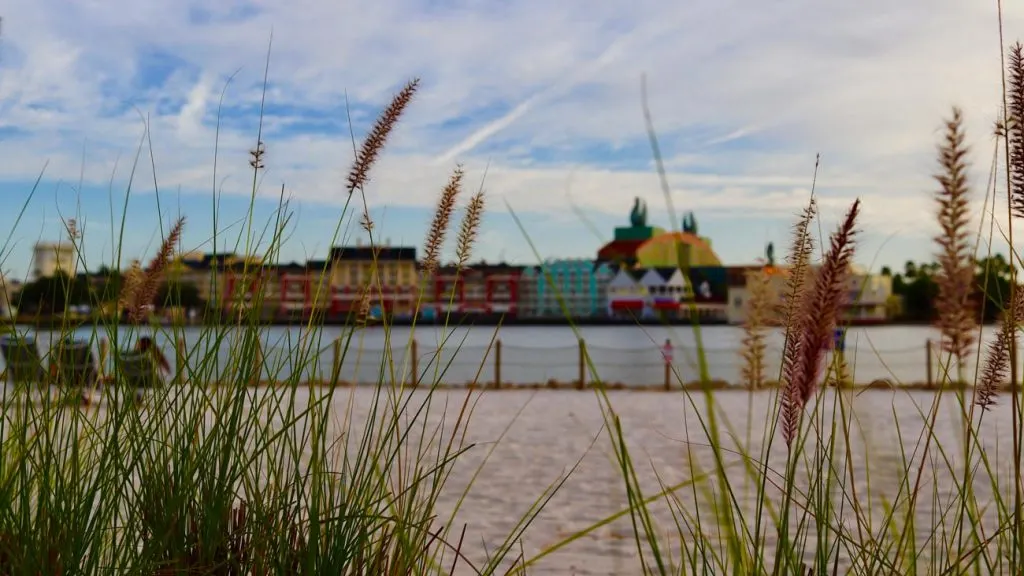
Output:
430,263,523,316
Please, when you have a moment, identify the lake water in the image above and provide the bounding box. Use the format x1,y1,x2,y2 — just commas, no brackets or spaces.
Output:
1,324,1013,387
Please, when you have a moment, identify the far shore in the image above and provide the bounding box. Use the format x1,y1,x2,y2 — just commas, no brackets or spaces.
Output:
3,314,980,330
23,376,1012,393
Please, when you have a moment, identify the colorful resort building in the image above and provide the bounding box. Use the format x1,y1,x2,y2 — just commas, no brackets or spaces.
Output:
518,259,614,318
725,246,892,326
428,262,524,317
56,197,891,325
597,198,730,321
327,244,419,318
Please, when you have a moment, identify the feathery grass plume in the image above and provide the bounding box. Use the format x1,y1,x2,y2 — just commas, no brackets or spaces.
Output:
422,166,464,278
978,290,1023,410
455,190,485,270
933,107,976,372
123,217,185,323
827,351,851,388
778,198,817,390
118,260,144,313
784,197,817,325
740,267,772,389
1007,43,1024,218
249,140,266,170
354,288,372,327
64,218,79,242
781,199,860,446
359,209,374,233
346,78,420,195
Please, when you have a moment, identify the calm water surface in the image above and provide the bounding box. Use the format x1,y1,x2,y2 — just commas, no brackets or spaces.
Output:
3,324,1013,386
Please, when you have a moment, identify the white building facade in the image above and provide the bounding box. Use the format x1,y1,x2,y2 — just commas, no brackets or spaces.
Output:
31,241,77,280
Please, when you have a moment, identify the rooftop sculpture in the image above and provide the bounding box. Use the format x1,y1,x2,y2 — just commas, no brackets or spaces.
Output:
629,197,649,228
682,211,698,235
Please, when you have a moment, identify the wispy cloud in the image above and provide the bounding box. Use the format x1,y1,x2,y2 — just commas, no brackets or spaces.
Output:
0,0,1021,276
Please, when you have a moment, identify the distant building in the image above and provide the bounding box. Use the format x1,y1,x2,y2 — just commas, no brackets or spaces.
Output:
726,264,892,325
171,252,245,308
519,259,613,318
428,262,524,316
328,243,418,317
275,261,314,316
596,197,664,267
607,265,729,321
845,266,891,323
31,241,77,280
606,268,648,317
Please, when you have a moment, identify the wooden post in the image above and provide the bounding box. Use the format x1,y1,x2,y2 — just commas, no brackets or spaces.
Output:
254,339,264,385
332,338,342,386
410,339,419,387
925,338,933,388
176,337,185,383
663,338,672,391
99,337,109,381
577,338,586,390
494,339,502,388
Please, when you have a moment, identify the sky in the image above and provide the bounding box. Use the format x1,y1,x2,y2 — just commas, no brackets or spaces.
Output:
1,0,1023,281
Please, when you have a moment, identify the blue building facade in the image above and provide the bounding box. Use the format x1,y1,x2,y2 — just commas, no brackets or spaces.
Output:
519,259,614,318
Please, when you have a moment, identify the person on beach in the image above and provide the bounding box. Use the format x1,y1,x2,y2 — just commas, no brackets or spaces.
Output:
136,336,171,376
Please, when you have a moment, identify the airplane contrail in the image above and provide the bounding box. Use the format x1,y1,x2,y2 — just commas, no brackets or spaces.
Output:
432,33,634,165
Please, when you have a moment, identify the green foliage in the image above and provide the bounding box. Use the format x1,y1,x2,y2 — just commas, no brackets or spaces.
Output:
92,266,123,303
156,280,203,310
14,272,92,314
889,255,1014,323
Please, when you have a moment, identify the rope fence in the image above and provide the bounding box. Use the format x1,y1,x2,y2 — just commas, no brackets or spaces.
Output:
0,330,1004,389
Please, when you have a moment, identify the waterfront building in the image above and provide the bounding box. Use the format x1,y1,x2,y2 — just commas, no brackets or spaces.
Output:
30,241,77,280
596,197,664,267
634,212,721,269
845,266,892,323
606,265,729,321
171,252,246,308
519,259,613,318
304,260,332,314
327,243,418,317
726,262,893,325
606,268,647,318
428,262,524,317
223,259,276,316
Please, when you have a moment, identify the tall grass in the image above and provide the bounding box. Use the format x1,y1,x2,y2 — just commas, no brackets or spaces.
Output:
2,42,1024,576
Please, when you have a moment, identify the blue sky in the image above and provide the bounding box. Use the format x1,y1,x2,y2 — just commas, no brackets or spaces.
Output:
0,0,1021,280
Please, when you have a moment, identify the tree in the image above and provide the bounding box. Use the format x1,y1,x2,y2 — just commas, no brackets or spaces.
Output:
94,266,123,303
975,255,1013,323
156,280,203,310
904,261,918,279
15,272,92,314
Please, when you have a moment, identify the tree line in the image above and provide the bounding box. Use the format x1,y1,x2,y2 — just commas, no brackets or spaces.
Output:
11,266,203,316
882,254,1013,323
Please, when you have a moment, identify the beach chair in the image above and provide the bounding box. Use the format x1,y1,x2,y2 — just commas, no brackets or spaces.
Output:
116,350,162,401
49,338,99,389
0,334,46,386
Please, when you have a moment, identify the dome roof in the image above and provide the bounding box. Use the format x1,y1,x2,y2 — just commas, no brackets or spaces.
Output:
636,232,722,268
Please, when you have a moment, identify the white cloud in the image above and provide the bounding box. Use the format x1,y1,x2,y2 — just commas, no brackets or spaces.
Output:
0,0,1023,271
